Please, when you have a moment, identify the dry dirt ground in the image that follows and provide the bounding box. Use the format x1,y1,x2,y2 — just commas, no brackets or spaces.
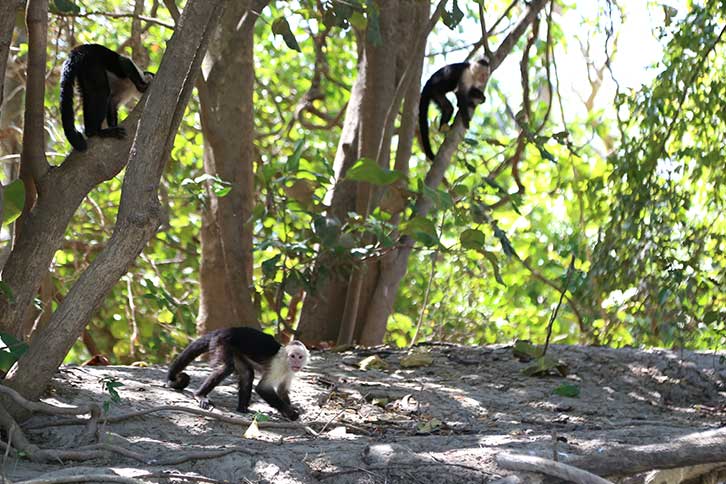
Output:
3,343,725,484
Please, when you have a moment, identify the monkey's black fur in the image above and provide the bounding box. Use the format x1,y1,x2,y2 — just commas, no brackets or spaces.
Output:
60,44,152,151
167,327,301,420
418,59,488,161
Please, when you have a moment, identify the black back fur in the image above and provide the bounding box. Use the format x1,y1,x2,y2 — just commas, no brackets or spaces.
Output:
418,62,469,161
60,44,151,151
166,327,282,390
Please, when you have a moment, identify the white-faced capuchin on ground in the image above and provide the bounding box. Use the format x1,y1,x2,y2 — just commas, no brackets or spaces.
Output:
166,327,309,420
60,43,154,152
419,56,490,161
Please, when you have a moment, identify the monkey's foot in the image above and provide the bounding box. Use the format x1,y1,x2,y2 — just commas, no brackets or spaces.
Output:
98,127,127,139
236,405,250,413
284,408,300,421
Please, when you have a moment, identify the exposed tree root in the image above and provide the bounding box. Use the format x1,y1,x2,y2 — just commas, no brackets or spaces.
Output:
25,404,318,437
0,384,100,444
497,453,613,484
568,427,726,477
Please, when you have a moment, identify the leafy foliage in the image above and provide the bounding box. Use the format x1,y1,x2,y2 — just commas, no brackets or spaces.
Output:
4,0,723,365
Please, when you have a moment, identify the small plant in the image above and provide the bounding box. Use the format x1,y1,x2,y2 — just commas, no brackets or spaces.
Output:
99,377,124,414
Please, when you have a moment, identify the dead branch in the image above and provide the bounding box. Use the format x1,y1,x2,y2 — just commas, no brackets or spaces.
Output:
497,453,613,484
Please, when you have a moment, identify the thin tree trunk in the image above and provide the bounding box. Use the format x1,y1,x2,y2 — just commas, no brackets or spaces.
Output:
359,0,550,344
296,53,365,345
4,0,224,403
17,0,49,239
196,0,268,334
0,0,23,110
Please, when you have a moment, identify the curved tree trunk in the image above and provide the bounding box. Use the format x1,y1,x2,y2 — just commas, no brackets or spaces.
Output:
195,0,269,334
3,0,224,404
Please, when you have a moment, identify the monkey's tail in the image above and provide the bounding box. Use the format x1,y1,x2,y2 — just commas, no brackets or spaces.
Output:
167,333,212,390
418,90,436,161
60,57,87,152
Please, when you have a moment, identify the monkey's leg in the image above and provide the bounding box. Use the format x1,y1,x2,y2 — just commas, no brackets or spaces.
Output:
106,100,119,128
277,375,293,406
434,94,454,129
255,381,299,420
81,85,110,139
194,346,234,409
233,356,254,413
455,92,473,129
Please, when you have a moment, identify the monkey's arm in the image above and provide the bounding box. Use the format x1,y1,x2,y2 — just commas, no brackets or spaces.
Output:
255,382,299,420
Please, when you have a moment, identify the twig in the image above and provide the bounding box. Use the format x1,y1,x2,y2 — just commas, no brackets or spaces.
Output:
542,254,576,356
52,10,174,29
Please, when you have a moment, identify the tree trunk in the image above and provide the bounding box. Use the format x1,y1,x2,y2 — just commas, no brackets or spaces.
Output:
0,0,23,110
359,0,550,345
296,56,365,345
196,0,268,334
297,0,424,346
4,0,224,403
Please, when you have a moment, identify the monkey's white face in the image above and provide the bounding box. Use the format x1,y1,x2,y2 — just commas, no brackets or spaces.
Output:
287,343,309,372
470,61,490,86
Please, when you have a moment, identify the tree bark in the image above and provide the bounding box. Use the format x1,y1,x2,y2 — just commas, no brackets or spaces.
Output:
0,0,23,110
296,62,365,344
297,0,425,345
4,0,224,403
196,0,268,334
18,0,49,234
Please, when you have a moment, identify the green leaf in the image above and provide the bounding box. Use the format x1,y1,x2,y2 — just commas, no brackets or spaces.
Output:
2,179,25,226
0,282,14,303
51,0,81,14
286,139,305,173
262,254,281,279
703,311,721,324
442,0,464,29
272,17,301,52
345,158,404,186
522,355,569,377
482,250,504,285
365,0,382,46
553,383,580,398
512,339,540,361
400,216,438,247
422,185,453,210
460,229,485,250
0,332,28,360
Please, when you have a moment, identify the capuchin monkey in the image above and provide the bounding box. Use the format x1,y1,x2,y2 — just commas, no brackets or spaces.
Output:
60,44,154,152
419,56,490,161
167,327,309,421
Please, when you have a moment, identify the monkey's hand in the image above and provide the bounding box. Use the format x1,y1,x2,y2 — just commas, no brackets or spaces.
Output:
196,396,214,410
285,408,300,421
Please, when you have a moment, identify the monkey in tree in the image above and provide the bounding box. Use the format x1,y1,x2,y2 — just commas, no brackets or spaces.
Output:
60,44,154,151
419,56,490,160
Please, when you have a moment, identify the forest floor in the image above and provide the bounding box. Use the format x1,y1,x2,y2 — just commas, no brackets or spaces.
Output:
3,343,725,484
